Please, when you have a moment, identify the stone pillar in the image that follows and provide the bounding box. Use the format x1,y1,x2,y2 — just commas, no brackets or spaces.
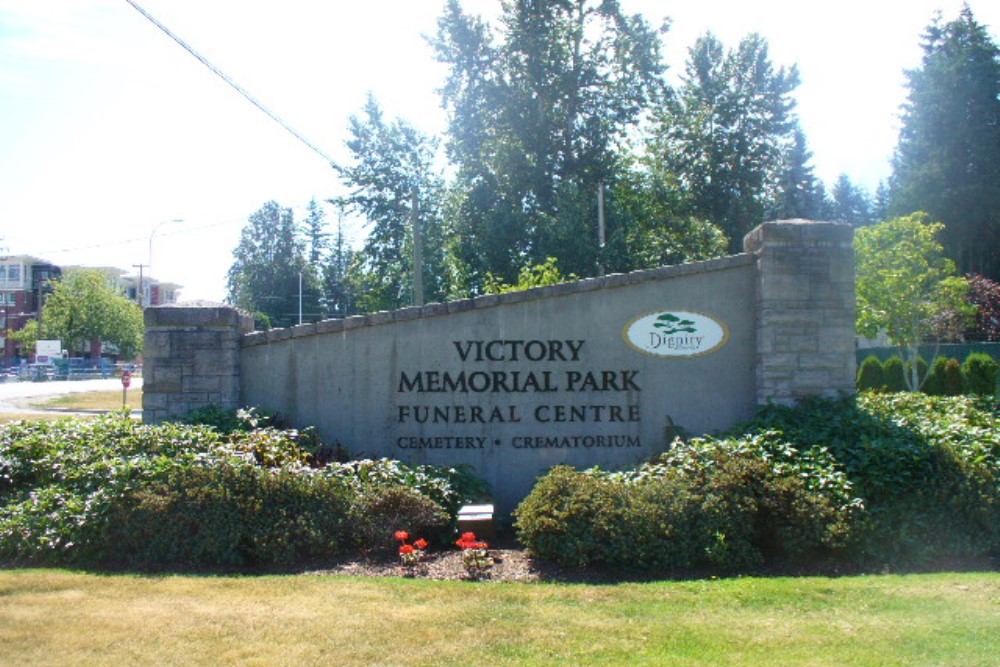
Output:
744,219,855,406
142,304,254,423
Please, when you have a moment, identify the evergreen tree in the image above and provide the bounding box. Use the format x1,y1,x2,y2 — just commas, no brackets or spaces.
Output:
890,5,1000,278
830,174,873,226
652,32,799,250
335,94,448,312
227,201,320,329
872,181,891,223
771,126,826,220
322,207,360,319
302,198,329,266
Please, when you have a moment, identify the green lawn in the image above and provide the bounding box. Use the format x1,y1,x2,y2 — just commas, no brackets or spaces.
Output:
30,389,142,411
0,570,997,666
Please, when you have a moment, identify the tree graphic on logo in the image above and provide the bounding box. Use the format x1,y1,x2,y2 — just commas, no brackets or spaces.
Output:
653,313,697,335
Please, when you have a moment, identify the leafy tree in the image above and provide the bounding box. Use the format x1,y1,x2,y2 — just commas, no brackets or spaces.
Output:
483,257,577,294
227,201,320,329
964,274,1000,341
432,0,666,288
652,32,799,250
890,5,1000,278
335,95,448,312
42,269,144,359
829,174,873,226
854,213,975,391
8,318,39,357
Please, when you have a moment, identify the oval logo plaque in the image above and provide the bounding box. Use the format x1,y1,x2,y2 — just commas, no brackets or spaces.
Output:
623,310,730,358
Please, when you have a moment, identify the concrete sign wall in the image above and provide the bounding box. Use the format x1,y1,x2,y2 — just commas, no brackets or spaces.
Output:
143,220,856,513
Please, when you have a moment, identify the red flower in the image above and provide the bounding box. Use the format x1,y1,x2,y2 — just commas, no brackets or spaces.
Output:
414,538,428,550
399,544,415,555
460,532,477,542
394,530,409,542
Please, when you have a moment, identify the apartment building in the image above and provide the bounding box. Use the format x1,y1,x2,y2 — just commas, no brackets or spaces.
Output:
1,256,181,361
1,255,61,360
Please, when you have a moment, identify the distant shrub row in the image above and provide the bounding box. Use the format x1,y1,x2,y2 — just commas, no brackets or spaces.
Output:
515,393,1000,572
857,352,998,395
0,411,485,568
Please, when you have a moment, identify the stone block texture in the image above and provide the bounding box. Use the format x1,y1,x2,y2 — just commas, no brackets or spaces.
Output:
744,219,856,405
142,304,254,423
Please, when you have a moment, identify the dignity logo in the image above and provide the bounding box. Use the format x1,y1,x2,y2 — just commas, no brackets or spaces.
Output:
623,310,729,358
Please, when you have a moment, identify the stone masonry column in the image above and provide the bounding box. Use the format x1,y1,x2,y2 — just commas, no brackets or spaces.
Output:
743,219,855,406
142,304,254,423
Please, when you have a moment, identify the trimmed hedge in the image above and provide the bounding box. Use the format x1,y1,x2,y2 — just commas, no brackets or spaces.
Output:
857,355,884,391
963,352,999,395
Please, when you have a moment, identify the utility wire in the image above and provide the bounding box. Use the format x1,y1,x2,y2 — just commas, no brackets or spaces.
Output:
36,218,244,256
124,0,338,167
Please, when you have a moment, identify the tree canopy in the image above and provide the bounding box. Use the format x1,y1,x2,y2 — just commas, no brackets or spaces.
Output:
890,5,1000,277
226,4,998,322
42,269,144,359
227,201,321,329
855,213,974,391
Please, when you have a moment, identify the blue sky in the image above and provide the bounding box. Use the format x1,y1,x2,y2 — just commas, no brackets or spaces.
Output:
0,0,996,301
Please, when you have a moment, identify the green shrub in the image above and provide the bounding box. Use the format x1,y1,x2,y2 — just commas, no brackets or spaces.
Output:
515,437,858,572
347,484,448,552
0,414,479,568
519,394,1000,573
882,356,905,392
924,357,948,395
962,352,998,395
738,394,1000,565
925,357,963,396
108,462,358,567
942,357,964,395
857,355,884,391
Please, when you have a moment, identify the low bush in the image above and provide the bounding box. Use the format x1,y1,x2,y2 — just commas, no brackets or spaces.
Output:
738,394,1000,565
962,352,998,395
882,356,905,392
516,435,859,572
0,413,477,568
517,394,1000,573
925,357,963,396
856,355,883,391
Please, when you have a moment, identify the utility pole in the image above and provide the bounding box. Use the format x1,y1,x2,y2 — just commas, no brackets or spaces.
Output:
597,180,606,276
132,264,147,307
411,186,424,307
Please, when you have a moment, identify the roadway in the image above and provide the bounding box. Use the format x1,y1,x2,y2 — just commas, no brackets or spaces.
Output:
0,377,143,415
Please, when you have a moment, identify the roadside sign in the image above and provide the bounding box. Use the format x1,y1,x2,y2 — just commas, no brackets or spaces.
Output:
121,371,132,389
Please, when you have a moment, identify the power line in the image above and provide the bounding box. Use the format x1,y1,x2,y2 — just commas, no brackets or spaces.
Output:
124,0,338,167
30,218,245,256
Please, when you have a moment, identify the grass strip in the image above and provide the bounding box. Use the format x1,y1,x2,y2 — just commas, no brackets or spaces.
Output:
0,570,997,666
29,389,143,411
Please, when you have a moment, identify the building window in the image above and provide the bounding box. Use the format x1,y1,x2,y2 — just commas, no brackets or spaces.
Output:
6,265,21,284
